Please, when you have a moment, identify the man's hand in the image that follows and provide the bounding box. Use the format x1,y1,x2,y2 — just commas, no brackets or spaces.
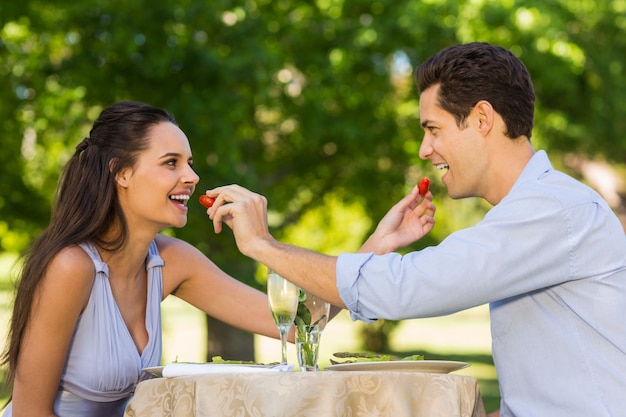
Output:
203,184,273,258
202,184,343,306
360,184,435,254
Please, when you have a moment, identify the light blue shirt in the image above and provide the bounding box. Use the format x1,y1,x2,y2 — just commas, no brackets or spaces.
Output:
337,151,626,417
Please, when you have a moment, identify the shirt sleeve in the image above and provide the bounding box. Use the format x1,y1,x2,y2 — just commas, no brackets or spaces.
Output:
336,252,377,323
336,180,619,322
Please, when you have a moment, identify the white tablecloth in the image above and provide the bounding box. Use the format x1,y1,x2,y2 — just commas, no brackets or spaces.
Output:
125,370,486,417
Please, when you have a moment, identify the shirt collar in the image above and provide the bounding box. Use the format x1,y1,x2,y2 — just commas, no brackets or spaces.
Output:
508,150,552,193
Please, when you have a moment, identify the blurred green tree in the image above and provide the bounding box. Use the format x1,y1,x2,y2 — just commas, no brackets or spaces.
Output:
1,0,624,358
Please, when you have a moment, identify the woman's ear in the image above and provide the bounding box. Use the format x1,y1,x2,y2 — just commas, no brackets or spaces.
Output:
111,159,131,188
115,168,131,188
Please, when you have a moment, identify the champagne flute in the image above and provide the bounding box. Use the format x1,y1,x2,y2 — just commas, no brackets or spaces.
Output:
267,269,299,365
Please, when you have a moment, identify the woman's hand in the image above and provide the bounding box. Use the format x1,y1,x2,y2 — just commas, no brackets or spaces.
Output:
360,184,435,254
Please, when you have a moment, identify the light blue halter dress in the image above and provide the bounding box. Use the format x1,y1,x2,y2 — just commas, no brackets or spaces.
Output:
3,241,163,417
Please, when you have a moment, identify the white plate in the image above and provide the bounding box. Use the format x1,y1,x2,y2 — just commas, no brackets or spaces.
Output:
325,360,469,373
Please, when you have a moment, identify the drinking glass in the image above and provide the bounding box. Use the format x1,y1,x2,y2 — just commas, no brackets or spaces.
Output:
295,291,331,371
296,325,321,371
267,269,299,365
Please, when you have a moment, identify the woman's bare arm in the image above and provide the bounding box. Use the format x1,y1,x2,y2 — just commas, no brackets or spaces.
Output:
11,246,93,417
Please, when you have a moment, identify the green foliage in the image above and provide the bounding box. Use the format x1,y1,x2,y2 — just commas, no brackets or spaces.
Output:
279,191,372,254
1,0,625,286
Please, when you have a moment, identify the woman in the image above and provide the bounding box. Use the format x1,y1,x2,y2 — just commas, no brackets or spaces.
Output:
1,101,281,416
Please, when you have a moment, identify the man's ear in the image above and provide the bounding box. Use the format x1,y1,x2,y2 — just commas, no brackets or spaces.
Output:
474,100,494,135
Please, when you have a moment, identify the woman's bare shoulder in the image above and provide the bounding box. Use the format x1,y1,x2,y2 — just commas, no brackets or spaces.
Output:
43,245,96,293
51,245,94,271
154,234,205,260
34,245,95,315
154,234,219,296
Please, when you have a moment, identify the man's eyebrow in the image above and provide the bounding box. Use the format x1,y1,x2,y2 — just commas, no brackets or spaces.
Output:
420,120,431,128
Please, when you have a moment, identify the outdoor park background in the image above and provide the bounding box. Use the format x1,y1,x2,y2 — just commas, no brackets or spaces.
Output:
2,0,626,414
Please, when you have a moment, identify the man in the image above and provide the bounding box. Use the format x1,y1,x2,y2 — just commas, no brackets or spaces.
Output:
204,42,626,417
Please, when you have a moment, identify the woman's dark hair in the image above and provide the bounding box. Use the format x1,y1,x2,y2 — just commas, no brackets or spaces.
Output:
415,42,535,139
1,101,176,394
